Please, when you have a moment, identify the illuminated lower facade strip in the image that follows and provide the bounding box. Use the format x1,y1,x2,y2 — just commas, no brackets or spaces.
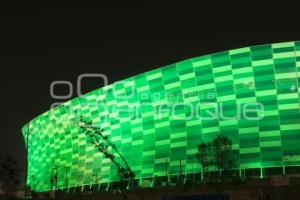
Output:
22,41,300,192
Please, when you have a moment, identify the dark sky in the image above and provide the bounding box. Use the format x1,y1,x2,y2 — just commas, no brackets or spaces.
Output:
0,2,299,186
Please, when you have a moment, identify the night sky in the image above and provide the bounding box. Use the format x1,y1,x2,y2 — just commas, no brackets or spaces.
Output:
0,2,299,187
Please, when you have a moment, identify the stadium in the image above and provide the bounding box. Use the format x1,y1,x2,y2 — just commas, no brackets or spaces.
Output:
22,41,300,192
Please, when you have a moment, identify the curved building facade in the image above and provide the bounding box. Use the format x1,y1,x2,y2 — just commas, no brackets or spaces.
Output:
23,41,300,191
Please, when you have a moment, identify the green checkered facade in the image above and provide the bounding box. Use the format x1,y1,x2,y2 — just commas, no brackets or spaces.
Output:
22,41,300,191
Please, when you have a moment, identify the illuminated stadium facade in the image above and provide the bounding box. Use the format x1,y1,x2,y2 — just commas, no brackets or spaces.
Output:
22,41,300,192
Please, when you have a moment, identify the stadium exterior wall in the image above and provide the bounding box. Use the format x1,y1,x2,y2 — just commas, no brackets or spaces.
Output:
22,41,300,192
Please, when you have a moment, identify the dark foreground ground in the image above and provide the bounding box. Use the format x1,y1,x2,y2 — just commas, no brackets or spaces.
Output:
2,176,300,200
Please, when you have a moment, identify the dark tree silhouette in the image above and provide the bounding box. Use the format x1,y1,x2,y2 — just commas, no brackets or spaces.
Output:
197,136,237,183
212,135,236,179
197,142,213,180
76,116,135,186
0,156,22,196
